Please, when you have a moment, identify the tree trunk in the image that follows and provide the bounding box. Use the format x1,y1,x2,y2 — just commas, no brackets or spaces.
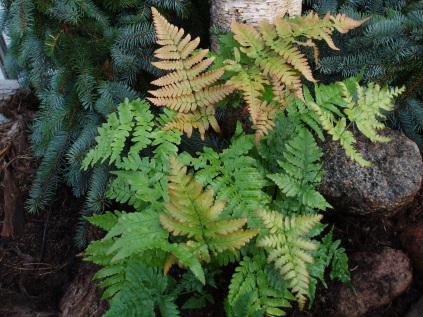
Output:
210,0,302,51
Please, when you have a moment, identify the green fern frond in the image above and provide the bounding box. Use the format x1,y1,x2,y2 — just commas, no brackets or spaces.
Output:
258,113,297,173
267,127,330,212
304,79,404,167
160,156,259,269
228,249,293,316
225,291,266,317
82,98,154,168
308,227,350,305
172,269,219,310
187,128,270,229
102,261,180,317
286,97,325,141
109,155,170,210
255,209,323,310
84,238,117,267
102,209,169,263
85,210,120,232
340,81,405,142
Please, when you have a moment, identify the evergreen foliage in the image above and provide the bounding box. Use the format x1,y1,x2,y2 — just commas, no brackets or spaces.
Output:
304,0,423,149
79,9,404,316
0,0,192,213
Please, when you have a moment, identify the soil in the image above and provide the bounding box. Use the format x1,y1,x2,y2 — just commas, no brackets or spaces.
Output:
0,90,422,317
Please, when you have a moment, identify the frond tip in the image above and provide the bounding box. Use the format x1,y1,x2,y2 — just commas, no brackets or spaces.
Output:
255,209,323,310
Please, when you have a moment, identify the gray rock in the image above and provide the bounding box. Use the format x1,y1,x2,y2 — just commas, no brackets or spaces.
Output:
331,247,413,317
320,128,422,217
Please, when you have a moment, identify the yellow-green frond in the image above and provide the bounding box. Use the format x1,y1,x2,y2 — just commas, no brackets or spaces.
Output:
255,209,322,310
340,81,405,143
162,107,220,139
231,20,266,58
260,19,316,83
227,68,269,124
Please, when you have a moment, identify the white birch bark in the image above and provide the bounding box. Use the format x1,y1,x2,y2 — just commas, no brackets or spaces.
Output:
210,0,302,51
211,0,302,27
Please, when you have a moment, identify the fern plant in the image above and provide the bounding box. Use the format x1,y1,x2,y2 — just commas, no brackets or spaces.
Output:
304,0,423,149
81,8,405,316
147,7,234,140
222,12,369,144
160,155,259,271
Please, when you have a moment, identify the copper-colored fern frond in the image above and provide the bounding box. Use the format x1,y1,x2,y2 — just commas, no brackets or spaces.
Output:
260,19,316,83
293,11,369,51
160,156,259,271
227,68,269,125
162,106,220,139
270,75,288,108
148,83,233,115
253,102,278,145
331,13,371,34
149,68,225,99
148,7,234,138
